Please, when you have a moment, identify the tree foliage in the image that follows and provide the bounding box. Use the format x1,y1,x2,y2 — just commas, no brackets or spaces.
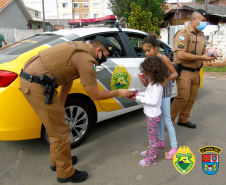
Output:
124,2,161,35
108,0,135,20
109,0,166,21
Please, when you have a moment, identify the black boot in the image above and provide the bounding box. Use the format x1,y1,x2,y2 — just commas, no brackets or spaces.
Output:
50,156,78,171
57,170,88,183
178,121,196,128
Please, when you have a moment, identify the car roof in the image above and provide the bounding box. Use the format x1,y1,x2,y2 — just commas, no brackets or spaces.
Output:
41,28,148,37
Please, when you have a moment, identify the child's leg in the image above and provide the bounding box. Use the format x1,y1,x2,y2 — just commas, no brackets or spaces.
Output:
157,100,165,149
157,112,164,141
144,115,161,165
162,97,177,149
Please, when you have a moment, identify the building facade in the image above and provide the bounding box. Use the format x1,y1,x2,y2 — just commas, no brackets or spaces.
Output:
89,0,104,18
0,0,31,29
58,0,73,19
56,0,105,19
26,6,41,19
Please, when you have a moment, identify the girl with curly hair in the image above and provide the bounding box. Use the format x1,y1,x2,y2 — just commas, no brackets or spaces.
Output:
140,32,178,160
130,56,169,167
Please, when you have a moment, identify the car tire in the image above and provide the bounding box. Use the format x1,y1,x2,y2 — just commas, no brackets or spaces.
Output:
41,97,94,148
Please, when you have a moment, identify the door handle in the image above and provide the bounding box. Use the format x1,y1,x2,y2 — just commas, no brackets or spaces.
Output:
96,66,104,72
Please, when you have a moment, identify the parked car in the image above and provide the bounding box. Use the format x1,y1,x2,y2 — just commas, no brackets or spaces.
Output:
0,27,178,147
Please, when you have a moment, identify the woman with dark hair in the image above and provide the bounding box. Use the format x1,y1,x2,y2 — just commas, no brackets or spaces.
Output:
140,32,178,160
130,56,169,166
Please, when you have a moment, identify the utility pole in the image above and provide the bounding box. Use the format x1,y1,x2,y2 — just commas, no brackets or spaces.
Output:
205,0,209,12
42,0,46,32
56,0,59,25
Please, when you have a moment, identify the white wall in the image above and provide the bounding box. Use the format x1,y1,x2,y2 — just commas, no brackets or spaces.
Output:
160,28,168,44
203,25,219,40
0,28,43,44
209,24,226,60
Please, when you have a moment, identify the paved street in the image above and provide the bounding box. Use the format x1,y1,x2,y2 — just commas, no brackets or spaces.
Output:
0,78,226,185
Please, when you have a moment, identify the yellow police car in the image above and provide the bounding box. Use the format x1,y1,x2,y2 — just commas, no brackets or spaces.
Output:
0,27,179,147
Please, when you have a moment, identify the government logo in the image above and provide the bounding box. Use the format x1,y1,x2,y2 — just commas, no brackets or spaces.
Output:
173,146,195,175
199,146,222,175
111,65,131,94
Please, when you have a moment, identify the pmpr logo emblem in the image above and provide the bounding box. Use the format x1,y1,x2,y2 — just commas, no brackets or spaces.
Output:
111,65,131,93
173,146,196,175
199,146,222,175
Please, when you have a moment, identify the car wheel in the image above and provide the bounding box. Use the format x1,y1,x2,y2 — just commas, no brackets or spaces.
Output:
42,97,94,148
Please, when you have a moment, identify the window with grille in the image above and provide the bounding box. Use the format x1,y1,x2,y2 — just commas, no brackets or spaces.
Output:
84,14,89,19
94,14,99,18
73,3,78,8
63,14,69,19
93,3,99,8
62,3,68,8
83,3,88,8
74,14,79,19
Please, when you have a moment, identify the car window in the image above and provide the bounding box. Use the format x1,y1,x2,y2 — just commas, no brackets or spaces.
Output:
82,33,127,58
125,33,167,57
126,36,146,57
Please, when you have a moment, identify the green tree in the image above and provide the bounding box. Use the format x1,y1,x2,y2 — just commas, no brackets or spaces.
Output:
109,0,166,21
124,2,161,35
108,0,136,20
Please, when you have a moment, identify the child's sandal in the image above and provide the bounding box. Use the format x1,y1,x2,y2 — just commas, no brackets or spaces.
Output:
138,159,156,167
164,148,178,160
140,150,147,157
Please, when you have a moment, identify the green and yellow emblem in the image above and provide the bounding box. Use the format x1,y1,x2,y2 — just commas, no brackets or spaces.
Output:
111,65,131,93
173,146,196,175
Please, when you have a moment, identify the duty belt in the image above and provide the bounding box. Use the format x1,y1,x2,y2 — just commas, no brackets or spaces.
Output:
181,65,201,72
20,69,44,85
19,69,59,104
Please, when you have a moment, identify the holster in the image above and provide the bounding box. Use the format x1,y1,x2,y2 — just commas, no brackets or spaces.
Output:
173,63,182,79
40,74,59,104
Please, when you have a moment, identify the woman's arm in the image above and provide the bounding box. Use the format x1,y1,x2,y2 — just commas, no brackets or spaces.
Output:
161,55,178,87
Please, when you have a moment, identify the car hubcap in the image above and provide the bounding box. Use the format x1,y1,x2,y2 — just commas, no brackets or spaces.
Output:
65,106,88,143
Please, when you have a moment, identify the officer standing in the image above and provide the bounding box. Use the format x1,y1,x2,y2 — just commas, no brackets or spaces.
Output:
19,36,133,183
170,9,215,129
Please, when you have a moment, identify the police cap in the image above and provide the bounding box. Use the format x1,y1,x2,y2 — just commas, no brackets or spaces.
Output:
195,9,209,21
94,36,115,56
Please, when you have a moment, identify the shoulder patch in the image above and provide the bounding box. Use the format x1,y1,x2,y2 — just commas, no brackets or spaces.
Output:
178,42,185,49
179,36,185,40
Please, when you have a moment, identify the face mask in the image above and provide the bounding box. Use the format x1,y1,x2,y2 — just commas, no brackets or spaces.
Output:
195,18,207,31
96,50,107,65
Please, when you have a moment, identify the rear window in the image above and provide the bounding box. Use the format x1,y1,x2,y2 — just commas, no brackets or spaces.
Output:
0,34,62,55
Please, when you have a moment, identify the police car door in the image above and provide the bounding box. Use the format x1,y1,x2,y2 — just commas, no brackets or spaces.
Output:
122,32,177,97
84,33,141,112
121,32,147,93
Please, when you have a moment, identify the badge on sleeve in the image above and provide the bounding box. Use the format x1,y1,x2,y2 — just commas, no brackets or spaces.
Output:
178,42,185,49
179,36,185,40
93,63,96,70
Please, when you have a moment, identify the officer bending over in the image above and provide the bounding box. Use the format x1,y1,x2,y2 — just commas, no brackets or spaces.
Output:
19,36,133,183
